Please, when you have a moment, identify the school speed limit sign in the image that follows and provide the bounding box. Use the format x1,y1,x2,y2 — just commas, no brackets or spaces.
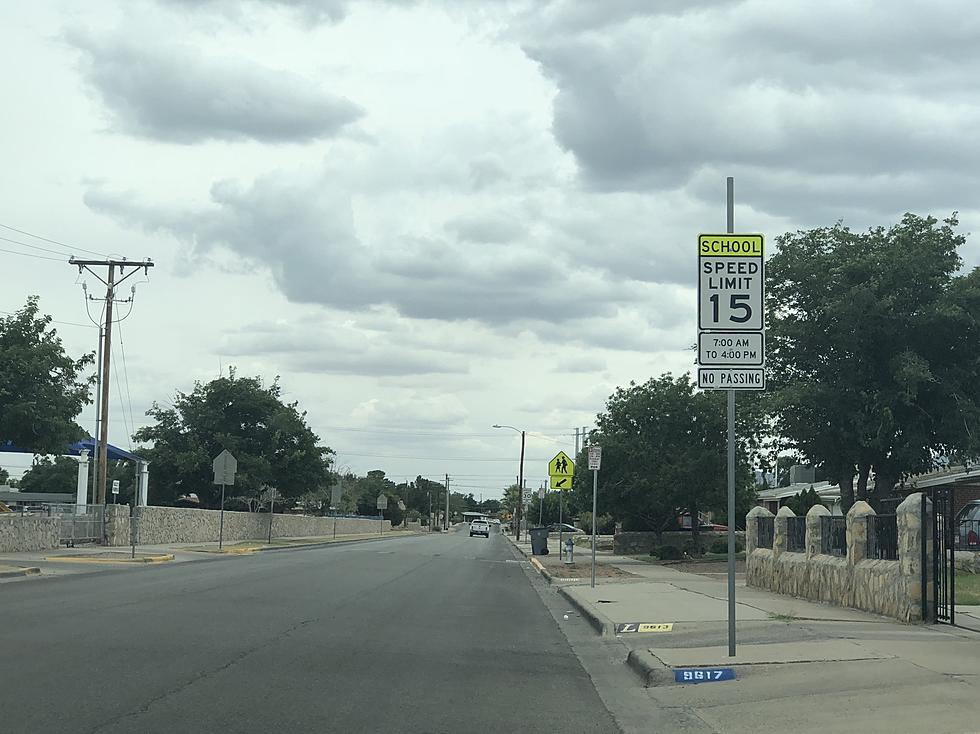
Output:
697,234,765,390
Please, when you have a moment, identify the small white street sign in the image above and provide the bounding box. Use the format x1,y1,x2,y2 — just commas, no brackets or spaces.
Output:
697,367,765,390
538,486,546,500
376,493,388,511
111,480,120,495
588,445,602,471
522,489,532,503
697,331,764,366
212,449,237,486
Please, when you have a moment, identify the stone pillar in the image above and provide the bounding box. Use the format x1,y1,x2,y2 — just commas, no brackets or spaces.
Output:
745,506,773,554
774,506,794,559
75,450,90,509
897,492,930,622
846,500,875,565
805,503,830,558
136,461,150,507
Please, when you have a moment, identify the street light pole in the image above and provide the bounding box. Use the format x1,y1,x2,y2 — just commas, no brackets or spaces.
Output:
492,424,525,540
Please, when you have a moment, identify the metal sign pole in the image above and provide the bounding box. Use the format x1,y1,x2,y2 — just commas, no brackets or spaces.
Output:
726,175,737,658
591,468,597,588
268,489,275,544
219,482,226,551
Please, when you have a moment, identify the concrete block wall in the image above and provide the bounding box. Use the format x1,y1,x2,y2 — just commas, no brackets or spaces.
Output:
119,506,392,546
746,493,928,622
0,514,61,552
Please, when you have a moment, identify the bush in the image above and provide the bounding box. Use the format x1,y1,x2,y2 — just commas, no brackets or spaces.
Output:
708,537,746,554
654,544,684,560
579,511,616,535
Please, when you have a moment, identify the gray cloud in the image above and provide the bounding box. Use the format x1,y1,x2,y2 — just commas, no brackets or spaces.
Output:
446,211,525,244
85,169,644,328
162,0,351,24
220,319,468,376
520,1,980,222
551,355,607,374
68,31,363,143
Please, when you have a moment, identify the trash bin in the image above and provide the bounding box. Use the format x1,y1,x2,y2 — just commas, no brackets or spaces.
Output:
529,527,550,555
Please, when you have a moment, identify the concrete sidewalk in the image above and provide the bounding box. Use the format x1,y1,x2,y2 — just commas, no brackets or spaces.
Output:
508,532,980,732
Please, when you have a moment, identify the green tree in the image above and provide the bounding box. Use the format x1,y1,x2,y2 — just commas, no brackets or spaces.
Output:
783,487,824,516
0,466,9,484
134,371,334,508
0,298,94,453
18,456,77,494
570,373,755,534
766,214,980,511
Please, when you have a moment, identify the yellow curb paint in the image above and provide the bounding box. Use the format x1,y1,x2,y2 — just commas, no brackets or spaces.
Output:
44,554,175,564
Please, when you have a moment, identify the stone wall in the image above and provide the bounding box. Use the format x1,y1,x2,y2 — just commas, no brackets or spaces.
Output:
746,493,929,622
0,514,61,552
117,506,392,546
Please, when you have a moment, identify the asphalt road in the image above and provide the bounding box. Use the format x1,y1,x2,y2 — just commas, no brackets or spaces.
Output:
0,528,620,734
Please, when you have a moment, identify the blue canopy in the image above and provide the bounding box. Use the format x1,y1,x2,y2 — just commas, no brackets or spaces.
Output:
0,438,144,463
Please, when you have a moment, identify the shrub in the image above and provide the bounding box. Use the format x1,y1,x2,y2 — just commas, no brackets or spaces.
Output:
655,544,684,560
708,537,746,554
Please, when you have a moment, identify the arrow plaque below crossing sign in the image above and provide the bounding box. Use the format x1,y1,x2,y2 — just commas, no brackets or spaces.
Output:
550,475,572,490
212,449,237,486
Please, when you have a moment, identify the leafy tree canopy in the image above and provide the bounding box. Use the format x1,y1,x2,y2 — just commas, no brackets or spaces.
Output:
134,370,333,508
0,297,93,453
570,373,755,532
766,214,980,511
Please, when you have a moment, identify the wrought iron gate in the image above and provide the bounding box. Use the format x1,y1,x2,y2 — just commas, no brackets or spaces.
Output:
930,487,955,624
49,504,106,547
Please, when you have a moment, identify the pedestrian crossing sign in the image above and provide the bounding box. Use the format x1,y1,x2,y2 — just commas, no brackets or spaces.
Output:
548,451,574,478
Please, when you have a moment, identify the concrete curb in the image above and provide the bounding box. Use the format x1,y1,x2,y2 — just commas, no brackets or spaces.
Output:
557,585,614,636
44,553,175,564
625,648,673,687
0,566,41,579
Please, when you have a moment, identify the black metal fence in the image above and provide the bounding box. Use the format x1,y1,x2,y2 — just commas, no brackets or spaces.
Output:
787,516,806,552
866,514,898,560
757,516,774,549
756,517,776,548
821,515,847,556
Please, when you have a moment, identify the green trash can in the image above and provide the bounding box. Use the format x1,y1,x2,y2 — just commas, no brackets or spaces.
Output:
529,527,550,555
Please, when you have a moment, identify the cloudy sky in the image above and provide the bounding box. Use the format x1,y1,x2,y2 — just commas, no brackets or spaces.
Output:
3,0,978,497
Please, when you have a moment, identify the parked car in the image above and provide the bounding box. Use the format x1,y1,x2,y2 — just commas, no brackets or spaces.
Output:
547,523,583,534
469,519,490,538
956,501,980,549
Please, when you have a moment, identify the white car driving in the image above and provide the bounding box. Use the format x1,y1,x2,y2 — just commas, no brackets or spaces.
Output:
469,519,490,538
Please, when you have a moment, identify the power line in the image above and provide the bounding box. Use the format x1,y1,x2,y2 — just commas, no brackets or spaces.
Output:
0,245,64,262
117,320,138,447
0,221,108,257
0,310,96,329
0,234,75,258
111,338,133,452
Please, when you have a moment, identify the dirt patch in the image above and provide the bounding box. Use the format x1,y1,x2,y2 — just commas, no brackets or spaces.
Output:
542,563,637,579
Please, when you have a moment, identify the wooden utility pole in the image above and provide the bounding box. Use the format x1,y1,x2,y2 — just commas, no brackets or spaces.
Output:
70,257,153,505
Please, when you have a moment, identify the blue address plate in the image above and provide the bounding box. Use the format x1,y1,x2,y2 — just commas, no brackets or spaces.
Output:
674,668,736,684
